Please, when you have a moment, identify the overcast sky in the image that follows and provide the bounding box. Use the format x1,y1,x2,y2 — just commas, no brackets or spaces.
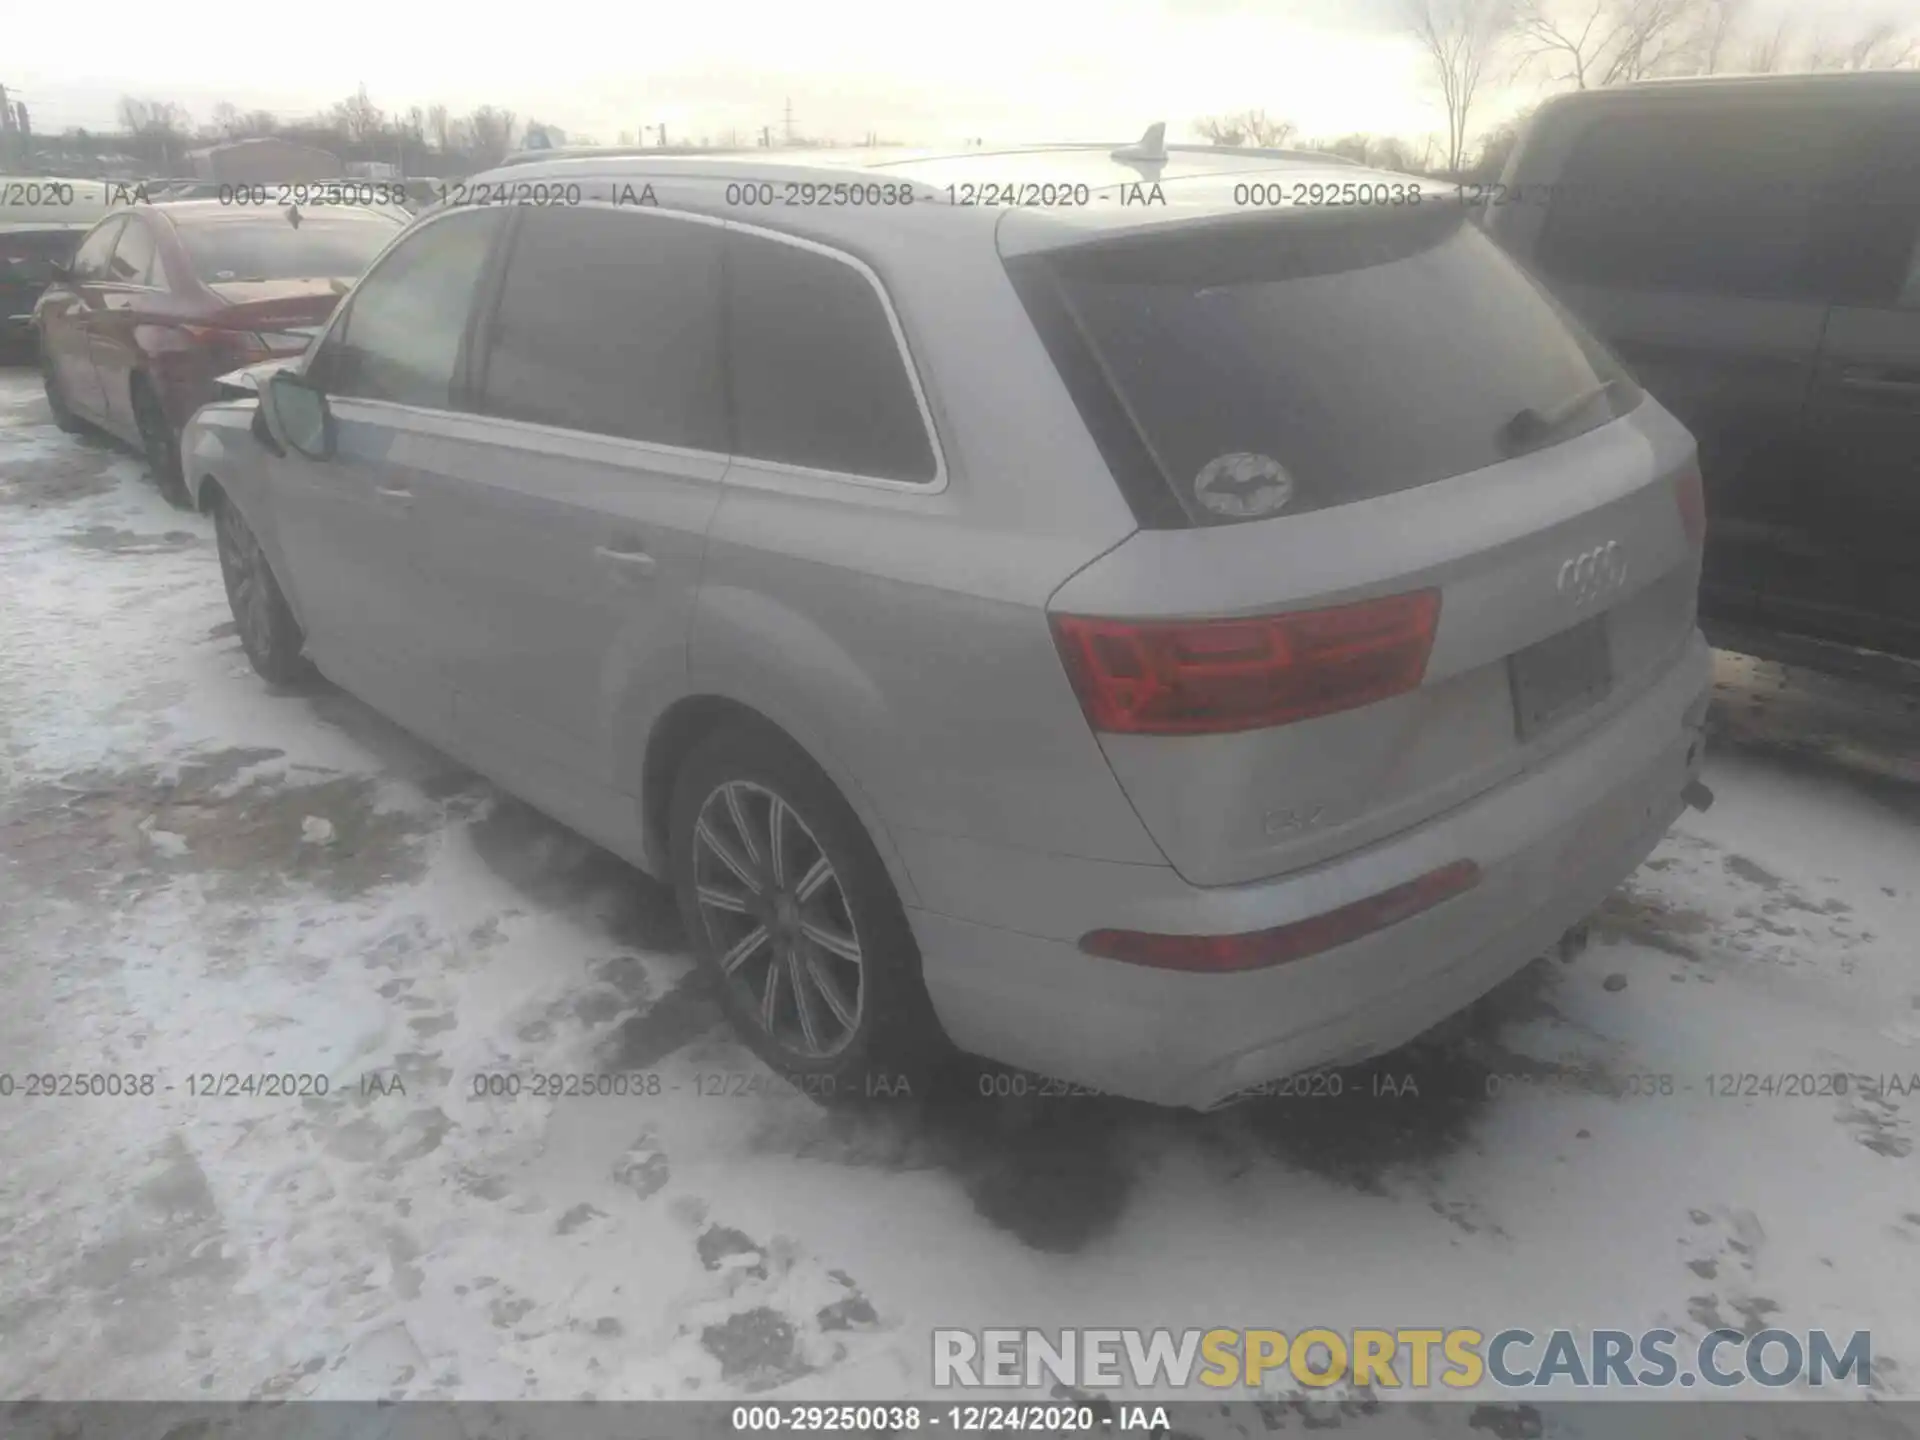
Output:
8,0,1914,151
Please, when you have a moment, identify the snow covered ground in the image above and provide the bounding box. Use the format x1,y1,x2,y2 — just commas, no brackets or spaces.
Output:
3,367,1918,1423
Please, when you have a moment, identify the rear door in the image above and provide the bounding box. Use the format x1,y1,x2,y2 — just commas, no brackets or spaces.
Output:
1789,104,1920,658
45,216,124,420
421,204,728,847
90,214,162,436
1517,102,1847,630
1019,205,1703,887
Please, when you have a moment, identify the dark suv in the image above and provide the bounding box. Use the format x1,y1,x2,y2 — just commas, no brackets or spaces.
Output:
1489,72,1920,665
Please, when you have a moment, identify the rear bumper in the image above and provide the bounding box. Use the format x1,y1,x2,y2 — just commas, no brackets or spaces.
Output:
901,631,1712,1109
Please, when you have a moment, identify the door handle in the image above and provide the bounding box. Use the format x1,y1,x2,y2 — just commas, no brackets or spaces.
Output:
374,485,413,510
1837,367,1920,396
593,544,658,580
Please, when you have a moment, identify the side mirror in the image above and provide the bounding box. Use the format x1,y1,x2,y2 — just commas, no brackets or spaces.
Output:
267,371,335,460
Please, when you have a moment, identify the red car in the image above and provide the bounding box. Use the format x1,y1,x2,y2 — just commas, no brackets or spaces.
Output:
34,200,404,505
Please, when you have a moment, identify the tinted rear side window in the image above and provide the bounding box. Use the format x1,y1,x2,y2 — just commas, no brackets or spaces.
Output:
108,220,157,285
1800,109,1920,308
725,230,937,483
69,218,126,281
177,214,400,283
1534,105,1846,299
475,207,725,449
1015,207,1637,527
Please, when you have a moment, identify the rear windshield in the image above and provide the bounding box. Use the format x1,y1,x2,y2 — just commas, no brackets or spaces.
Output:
177,215,400,284
1011,206,1641,527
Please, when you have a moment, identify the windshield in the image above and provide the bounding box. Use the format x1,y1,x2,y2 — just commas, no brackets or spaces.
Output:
176,214,399,283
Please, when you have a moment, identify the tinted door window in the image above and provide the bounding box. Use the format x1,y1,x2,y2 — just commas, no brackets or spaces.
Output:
311,208,505,409
726,230,937,482
108,220,157,286
69,218,126,281
1899,235,1920,309
1536,106,1848,299
1804,110,1920,308
474,207,725,449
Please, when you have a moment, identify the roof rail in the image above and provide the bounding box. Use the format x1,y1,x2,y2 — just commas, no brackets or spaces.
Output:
1628,68,1920,85
496,143,752,167
1163,142,1366,166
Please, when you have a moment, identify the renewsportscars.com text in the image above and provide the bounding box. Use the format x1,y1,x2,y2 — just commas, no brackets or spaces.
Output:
933,1326,1872,1391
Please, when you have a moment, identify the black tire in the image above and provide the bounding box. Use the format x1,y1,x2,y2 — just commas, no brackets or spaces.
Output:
40,348,86,434
132,376,191,509
669,720,949,1100
211,492,313,686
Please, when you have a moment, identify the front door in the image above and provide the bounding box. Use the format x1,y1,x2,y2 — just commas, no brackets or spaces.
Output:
264,205,508,740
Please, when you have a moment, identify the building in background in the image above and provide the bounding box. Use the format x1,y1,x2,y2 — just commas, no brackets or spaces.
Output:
188,138,344,183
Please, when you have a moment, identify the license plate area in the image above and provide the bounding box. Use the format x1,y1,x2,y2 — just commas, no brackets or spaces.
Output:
1510,614,1613,741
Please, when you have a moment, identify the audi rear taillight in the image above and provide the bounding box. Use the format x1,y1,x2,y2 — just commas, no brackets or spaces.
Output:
1080,858,1482,972
1674,462,1706,549
1050,590,1441,736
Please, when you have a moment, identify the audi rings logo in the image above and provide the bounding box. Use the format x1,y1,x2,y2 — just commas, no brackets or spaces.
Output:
1557,541,1628,608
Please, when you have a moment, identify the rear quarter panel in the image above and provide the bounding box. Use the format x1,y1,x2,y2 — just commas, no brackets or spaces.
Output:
688,225,1165,874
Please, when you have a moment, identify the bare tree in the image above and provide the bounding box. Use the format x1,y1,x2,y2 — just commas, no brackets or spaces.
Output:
1739,14,1916,73
331,84,386,145
425,103,452,153
1510,0,1710,89
116,96,191,136
1740,13,1794,70
237,109,279,138
1374,133,1439,173
208,101,240,139
1311,133,1379,164
1405,0,1511,177
464,106,518,165
1462,116,1524,182
1827,20,1917,70
1193,109,1297,147
1694,0,1749,73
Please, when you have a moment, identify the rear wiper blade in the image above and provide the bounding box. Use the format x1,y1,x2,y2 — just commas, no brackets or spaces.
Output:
1500,379,1620,453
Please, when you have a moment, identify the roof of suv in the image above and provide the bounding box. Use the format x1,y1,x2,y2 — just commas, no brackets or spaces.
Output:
468,138,1451,245
1543,69,1920,109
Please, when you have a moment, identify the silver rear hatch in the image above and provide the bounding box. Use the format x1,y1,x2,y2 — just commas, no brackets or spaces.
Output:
1012,201,1705,887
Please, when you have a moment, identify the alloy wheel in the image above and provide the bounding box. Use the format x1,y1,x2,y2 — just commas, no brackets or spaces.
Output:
691,779,865,1059
216,505,276,658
